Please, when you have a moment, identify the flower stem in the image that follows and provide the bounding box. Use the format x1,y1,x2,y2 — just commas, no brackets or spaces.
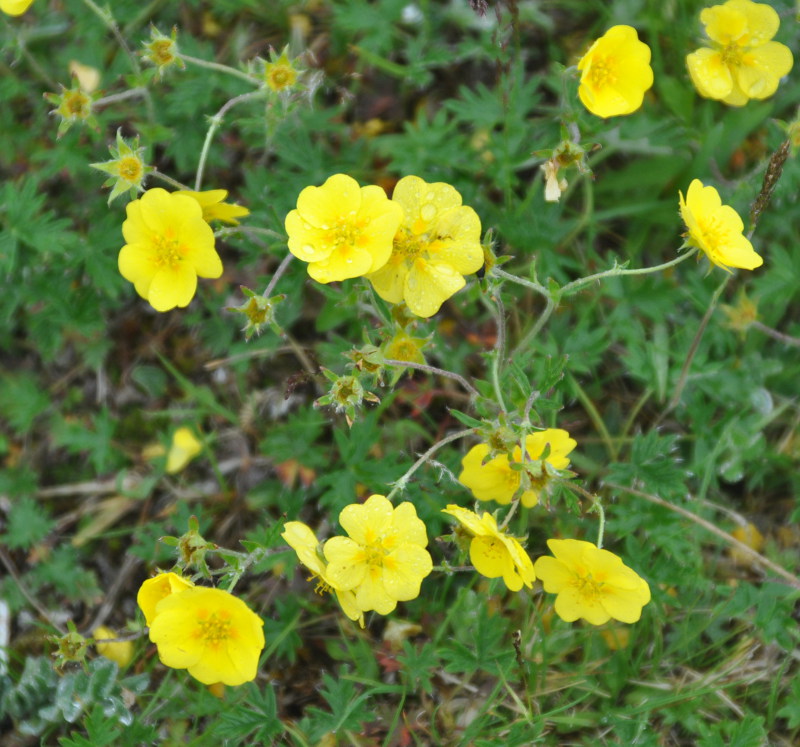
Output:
558,246,699,297
484,292,508,412
195,90,265,191
751,320,800,348
512,294,555,357
151,170,192,190
94,88,148,108
383,360,480,399
264,253,295,297
608,483,800,590
559,480,605,548
492,267,549,297
385,428,474,501
181,54,262,86
664,273,730,415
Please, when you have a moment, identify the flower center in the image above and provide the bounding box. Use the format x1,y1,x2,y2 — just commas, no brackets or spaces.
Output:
154,233,185,268
269,66,296,90
694,215,729,254
198,611,232,643
119,157,142,181
572,572,603,601
588,55,616,89
721,43,744,67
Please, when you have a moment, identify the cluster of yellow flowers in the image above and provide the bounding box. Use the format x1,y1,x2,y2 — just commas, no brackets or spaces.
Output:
137,572,265,686
577,0,792,118
275,430,651,645
286,174,485,318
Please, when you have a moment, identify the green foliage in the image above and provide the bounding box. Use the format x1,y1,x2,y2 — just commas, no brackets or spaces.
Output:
2,0,799,744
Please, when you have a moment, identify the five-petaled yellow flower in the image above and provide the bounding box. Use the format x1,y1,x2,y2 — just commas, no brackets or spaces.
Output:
679,179,763,271
367,175,484,318
147,586,265,686
286,173,403,284
136,572,195,626
1,0,34,15
577,25,654,118
686,0,793,106
175,189,250,226
534,539,651,625
459,429,577,508
323,494,433,615
442,505,535,592
118,188,223,312
166,427,203,474
282,521,365,627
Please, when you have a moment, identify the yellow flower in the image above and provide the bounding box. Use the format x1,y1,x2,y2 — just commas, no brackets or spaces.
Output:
175,189,250,225
679,179,763,271
459,429,577,508
282,521,364,627
1,0,34,16
118,188,223,311
136,572,194,626
264,49,299,92
534,539,651,625
286,174,403,284
166,427,203,474
147,586,265,686
323,495,433,615
93,625,134,668
442,505,535,592
686,0,793,106
577,25,654,118
367,176,484,318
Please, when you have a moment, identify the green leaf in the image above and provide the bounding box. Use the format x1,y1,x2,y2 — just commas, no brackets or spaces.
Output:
0,496,54,550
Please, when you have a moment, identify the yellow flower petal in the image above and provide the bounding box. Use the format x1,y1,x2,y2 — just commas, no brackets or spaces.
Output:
737,42,793,99
165,427,203,474
404,258,466,318
136,572,194,626
1,0,35,16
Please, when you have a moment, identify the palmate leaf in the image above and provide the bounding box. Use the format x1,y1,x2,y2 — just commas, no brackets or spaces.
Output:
606,430,687,500
301,672,374,740
209,683,282,742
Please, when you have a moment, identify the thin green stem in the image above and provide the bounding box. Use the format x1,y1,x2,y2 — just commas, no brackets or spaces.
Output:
432,564,475,573
751,320,800,348
80,0,140,73
485,293,508,412
181,53,262,86
512,294,555,357
492,267,549,297
79,0,155,122
499,496,521,531
94,87,148,108
664,273,730,414
559,480,605,548
264,253,294,297
151,170,192,190
214,225,285,241
383,359,480,398
385,428,474,501
608,483,800,590
195,91,265,191
559,246,699,298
